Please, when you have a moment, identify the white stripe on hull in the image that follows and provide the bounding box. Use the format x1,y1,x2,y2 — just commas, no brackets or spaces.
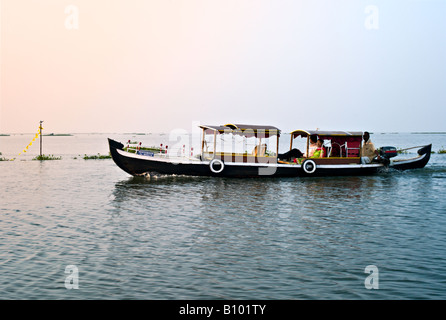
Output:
117,149,425,170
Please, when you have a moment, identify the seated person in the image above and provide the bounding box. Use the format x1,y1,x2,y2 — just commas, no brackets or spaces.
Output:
252,145,259,156
293,139,325,164
252,144,267,157
303,135,318,157
311,139,325,158
361,131,380,164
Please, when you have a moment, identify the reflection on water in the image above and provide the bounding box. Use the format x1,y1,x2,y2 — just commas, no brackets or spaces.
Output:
105,168,446,299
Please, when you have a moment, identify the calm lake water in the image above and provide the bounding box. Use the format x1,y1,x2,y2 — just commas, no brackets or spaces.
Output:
1,132,446,300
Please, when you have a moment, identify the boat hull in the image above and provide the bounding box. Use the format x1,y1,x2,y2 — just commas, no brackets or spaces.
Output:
108,139,431,178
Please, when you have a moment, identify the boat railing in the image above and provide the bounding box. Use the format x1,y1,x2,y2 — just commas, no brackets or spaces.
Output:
125,143,203,161
125,142,167,156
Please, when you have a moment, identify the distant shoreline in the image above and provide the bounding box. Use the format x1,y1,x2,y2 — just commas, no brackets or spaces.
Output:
410,132,446,135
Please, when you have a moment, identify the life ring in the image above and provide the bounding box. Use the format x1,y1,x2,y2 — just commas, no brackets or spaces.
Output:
209,159,224,174
302,159,317,174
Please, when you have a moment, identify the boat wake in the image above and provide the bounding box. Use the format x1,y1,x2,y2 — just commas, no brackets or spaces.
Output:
138,172,203,181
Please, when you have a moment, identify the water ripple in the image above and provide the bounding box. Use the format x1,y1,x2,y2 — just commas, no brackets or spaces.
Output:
1,139,446,299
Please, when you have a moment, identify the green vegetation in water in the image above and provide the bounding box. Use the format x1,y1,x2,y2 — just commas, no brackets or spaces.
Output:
83,153,112,160
438,147,446,154
32,154,62,160
396,148,410,154
0,152,13,161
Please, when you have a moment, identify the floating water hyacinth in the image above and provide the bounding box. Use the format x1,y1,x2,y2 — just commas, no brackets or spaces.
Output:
32,154,62,161
83,153,112,160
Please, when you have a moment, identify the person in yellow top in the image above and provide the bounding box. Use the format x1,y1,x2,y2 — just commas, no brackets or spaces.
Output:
361,131,380,164
303,135,318,157
311,139,325,158
294,138,324,164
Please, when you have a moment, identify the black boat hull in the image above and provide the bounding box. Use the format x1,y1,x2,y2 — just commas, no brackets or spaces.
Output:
108,139,431,178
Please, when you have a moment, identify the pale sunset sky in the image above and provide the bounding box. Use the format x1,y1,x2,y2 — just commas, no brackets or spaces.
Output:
0,0,445,134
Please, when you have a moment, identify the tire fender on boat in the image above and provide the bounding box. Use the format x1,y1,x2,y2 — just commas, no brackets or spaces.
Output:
302,159,317,174
209,159,225,174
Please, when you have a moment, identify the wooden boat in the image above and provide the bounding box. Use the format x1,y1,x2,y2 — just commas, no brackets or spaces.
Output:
108,124,431,177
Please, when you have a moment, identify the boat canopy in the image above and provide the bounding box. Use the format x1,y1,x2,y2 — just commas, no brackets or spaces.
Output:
200,124,280,138
291,129,363,139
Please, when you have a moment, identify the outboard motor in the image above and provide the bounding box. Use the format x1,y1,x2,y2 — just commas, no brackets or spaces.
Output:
379,146,398,159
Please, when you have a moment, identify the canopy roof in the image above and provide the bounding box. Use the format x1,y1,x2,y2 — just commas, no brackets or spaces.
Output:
200,123,281,137
291,129,363,138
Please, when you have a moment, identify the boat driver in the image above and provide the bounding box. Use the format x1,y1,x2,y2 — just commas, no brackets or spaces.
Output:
361,131,380,164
